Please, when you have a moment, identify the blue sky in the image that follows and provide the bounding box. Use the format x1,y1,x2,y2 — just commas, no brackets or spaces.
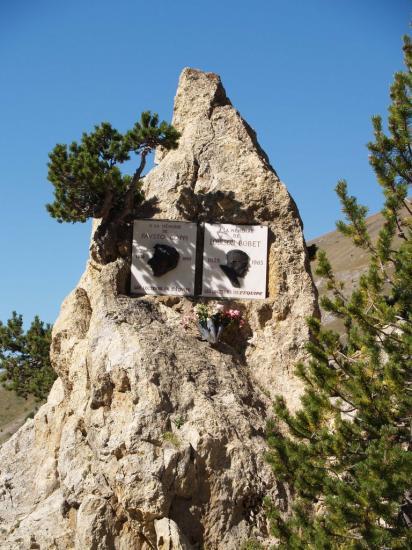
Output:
0,0,410,325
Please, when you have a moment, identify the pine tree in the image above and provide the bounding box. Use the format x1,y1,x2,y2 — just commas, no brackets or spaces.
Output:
0,312,55,401
46,112,179,262
266,36,412,549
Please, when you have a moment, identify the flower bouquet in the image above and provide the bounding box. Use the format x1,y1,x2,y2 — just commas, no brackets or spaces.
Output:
193,304,244,344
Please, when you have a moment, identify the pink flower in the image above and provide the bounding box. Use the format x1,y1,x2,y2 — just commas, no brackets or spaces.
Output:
226,309,241,319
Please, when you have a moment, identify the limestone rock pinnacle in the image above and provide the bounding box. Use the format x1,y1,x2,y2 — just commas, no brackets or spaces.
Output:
0,68,317,549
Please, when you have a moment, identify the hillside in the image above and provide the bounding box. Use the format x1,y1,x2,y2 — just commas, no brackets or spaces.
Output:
0,386,38,445
308,208,406,331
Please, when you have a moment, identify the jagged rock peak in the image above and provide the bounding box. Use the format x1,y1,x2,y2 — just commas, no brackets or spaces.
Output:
173,68,232,125
0,68,318,549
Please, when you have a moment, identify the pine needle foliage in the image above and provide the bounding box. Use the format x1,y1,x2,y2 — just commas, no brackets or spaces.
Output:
0,312,55,401
47,112,179,223
46,112,179,262
266,36,412,549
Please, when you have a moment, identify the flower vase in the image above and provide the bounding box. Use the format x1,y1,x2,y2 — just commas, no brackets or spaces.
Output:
198,318,224,344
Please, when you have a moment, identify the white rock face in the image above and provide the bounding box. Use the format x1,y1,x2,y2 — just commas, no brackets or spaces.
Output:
0,68,317,549
146,68,318,407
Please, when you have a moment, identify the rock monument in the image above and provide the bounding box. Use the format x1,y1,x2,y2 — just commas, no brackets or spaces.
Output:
0,68,317,549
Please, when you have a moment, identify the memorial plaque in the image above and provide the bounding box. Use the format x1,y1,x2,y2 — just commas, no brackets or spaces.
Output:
202,223,268,299
131,220,197,296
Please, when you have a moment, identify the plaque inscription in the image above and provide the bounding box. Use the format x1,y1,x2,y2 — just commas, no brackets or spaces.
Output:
202,223,268,299
131,220,197,296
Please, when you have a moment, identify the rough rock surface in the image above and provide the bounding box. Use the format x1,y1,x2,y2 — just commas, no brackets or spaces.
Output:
0,68,317,549
145,68,318,407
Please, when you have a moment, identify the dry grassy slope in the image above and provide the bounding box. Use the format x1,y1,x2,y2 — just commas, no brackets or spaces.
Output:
0,386,38,444
307,209,404,331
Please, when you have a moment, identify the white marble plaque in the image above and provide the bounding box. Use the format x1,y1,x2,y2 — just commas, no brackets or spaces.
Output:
131,220,197,296
202,223,268,299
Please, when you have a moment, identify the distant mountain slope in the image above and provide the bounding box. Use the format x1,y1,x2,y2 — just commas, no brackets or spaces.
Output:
0,386,38,444
307,208,406,331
